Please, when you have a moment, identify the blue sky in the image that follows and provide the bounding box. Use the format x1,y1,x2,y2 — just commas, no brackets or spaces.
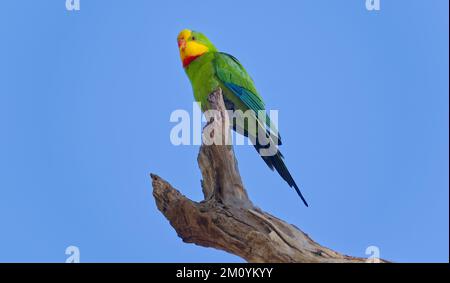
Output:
0,0,448,262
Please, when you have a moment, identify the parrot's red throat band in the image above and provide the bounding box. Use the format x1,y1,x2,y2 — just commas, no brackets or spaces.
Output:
183,55,202,68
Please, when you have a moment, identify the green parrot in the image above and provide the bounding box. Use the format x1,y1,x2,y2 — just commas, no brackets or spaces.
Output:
177,29,308,206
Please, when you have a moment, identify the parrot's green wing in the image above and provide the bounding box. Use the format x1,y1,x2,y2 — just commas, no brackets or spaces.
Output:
212,52,308,206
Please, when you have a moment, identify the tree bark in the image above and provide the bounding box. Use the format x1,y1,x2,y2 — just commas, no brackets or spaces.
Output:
151,88,386,263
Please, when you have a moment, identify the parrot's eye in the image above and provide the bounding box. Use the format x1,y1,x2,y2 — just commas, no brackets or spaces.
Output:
191,36,196,41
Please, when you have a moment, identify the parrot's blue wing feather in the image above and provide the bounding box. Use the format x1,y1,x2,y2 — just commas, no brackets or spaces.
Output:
223,82,264,113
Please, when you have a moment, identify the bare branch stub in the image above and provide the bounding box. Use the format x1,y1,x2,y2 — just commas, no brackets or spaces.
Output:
151,88,387,263
198,88,251,207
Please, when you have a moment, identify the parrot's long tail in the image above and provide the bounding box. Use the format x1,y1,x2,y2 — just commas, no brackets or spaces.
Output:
254,142,309,207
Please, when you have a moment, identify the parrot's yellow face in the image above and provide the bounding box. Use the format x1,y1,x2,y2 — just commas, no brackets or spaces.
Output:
177,29,210,67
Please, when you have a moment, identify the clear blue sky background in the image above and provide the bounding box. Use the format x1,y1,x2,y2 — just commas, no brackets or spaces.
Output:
0,0,448,263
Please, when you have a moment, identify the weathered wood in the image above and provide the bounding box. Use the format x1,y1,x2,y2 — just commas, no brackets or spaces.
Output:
151,88,386,263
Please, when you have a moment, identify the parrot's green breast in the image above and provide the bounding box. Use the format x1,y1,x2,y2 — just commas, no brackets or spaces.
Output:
184,52,219,111
184,52,247,112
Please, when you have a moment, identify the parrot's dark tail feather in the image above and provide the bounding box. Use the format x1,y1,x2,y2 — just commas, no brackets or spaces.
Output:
253,144,309,207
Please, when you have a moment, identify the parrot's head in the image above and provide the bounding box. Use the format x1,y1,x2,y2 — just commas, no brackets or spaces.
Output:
177,29,217,68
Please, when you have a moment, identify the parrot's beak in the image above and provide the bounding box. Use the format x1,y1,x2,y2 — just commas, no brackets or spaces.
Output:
177,29,191,50
178,38,186,49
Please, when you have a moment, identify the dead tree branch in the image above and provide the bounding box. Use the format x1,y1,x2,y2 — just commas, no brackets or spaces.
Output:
151,88,386,263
